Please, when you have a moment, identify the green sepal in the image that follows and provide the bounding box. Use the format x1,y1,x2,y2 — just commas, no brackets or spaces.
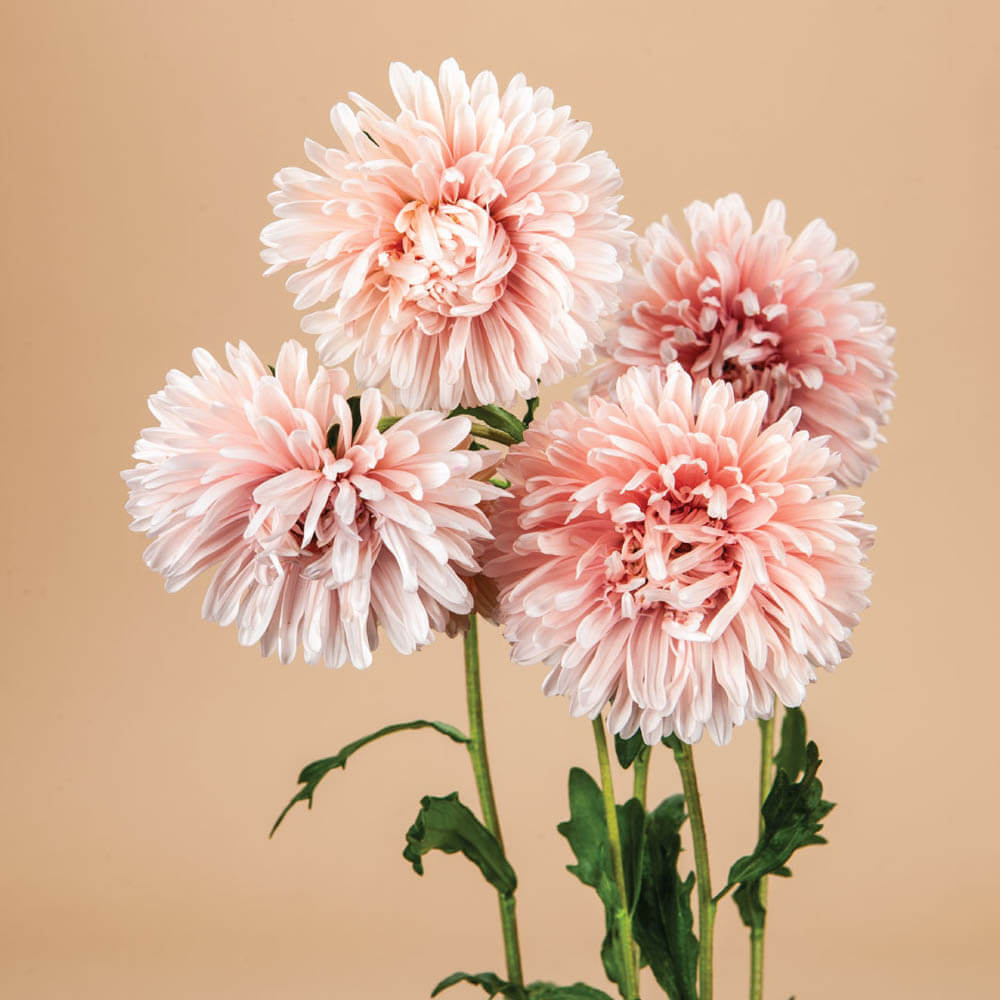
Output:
403,792,517,895
522,396,539,429
614,732,645,769
449,404,526,442
631,795,699,1000
346,394,364,435
269,720,468,836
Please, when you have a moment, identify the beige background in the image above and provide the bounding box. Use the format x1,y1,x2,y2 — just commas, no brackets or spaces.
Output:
2,1,997,997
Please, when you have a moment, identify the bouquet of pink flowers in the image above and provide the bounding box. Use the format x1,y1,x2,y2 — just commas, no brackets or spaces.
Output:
123,59,895,1000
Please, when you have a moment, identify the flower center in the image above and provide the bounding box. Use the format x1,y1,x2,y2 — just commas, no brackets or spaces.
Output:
380,199,516,324
596,450,755,626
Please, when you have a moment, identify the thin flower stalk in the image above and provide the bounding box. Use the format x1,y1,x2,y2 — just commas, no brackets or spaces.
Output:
464,614,524,989
672,739,715,1000
592,717,641,1000
750,715,776,1000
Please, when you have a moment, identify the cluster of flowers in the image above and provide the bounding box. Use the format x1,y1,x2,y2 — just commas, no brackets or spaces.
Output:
125,59,894,745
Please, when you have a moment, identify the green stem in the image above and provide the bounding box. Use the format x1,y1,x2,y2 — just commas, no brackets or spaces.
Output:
463,615,524,990
672,741,714,1000
749,715,776,1000
592,717,641,1000
469,423,518,446
633,744,650,808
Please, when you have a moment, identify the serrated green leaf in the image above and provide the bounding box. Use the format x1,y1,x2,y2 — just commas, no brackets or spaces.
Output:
632,795,699,1000
404,793,517,895
432,971,520,998
720,741,834,927
527,982,615,1000
557,768,644,994
450,404,525,442
270,720,468,836
432,975,612,1000
773,707,807,780
731,879,766,930
614,732,645,769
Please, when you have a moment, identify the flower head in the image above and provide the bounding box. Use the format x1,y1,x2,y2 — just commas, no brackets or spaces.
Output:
123,340,502,667
485,364,873,744
262,59,633,410
591,195,895,486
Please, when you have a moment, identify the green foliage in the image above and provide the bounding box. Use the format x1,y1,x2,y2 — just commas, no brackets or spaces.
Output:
720,741,835,929
269,720,468,836
377,415,401,433
557,768,643,992
432,973,613,1000
527,983,615,999
403,793,517,895
450,404,526,442
557,768,696,998
631,795,699,1000
773,708,807,780
613,732,645,769
326,422,340,451
432,971,519,998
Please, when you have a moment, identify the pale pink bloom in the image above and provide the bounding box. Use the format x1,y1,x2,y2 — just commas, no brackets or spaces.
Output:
591,194,895,486
261,59,633,410
123,341,502,667
485,364,873,745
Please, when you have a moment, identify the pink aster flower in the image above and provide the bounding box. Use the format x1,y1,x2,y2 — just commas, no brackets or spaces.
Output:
591,194,895,486
123,340,502,667
485,364,873,745
261,58,632,410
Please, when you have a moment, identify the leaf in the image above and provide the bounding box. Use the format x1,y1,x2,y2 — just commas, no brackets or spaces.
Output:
326,422,340,451
450,404,526,442
614,732,645,769
557,768,644,993
403,793,517,895
527,983,615,1000
773,707,807,780
731,879,765,931
631,795,699,1000
720,741,835,928
432,975,613,1000
270,720,469,836
432,971,520,998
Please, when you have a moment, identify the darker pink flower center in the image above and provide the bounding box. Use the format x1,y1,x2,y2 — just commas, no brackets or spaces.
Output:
593,454,755,625
381,199,516,328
